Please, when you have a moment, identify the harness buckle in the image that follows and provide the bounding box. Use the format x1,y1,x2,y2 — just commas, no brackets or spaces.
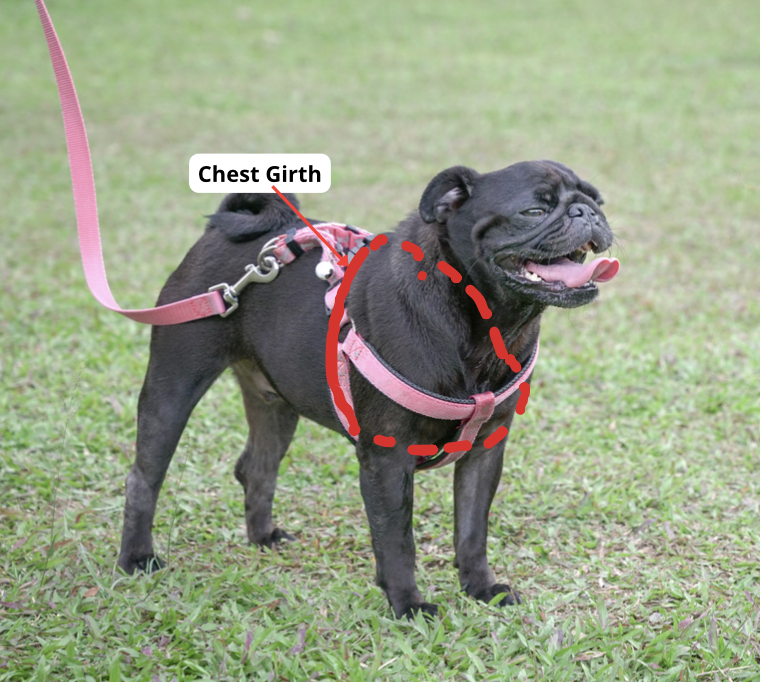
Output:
209,256,280,318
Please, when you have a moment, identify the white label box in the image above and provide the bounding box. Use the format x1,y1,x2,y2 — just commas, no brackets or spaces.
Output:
189,154,331,193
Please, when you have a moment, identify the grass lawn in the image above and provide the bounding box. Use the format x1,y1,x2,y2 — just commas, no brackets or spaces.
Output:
2,0,760,679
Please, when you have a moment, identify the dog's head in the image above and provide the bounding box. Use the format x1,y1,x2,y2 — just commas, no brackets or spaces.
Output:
419,161,618,308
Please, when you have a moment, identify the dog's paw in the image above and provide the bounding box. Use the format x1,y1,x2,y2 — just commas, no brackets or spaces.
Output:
472,583,521,607
400,602,440,621
125,554,166,574
256,527,296,550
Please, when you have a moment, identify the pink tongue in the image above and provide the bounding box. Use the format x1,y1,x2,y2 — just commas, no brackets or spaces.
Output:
525,257,620,288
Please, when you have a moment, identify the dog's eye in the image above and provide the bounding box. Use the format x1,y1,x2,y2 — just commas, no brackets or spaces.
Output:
521,208,546,217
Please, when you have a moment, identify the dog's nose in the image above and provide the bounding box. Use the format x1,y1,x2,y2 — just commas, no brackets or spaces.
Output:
567,204,595,219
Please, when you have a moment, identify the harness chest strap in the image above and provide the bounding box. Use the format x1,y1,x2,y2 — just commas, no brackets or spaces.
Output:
333,328,539,469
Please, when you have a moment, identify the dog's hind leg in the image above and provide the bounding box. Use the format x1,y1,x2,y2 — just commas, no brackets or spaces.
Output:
118,325,229,575
232,360,299,548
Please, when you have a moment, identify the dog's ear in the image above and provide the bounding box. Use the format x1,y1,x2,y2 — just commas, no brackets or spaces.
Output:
419,166,479,224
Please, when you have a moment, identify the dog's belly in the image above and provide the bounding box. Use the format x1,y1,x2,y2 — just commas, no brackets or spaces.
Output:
235,252,346,434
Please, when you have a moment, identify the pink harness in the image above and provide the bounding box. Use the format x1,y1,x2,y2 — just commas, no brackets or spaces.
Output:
266,225,539,470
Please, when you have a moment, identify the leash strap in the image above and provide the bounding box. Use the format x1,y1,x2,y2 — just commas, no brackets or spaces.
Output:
35,0,227,324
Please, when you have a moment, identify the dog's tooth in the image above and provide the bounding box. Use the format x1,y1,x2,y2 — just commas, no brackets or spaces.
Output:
524,271,542,282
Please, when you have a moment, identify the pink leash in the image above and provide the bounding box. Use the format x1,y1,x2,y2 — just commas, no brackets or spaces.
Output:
34,0,227,325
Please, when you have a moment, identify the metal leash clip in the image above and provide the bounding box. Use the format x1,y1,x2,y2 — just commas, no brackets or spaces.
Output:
209,250,281,318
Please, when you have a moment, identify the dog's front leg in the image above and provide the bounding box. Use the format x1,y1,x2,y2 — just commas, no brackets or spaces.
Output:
357,445,436,619
453,434,521,606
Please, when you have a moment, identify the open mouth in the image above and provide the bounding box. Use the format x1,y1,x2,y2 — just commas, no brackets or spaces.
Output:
499,241,619,292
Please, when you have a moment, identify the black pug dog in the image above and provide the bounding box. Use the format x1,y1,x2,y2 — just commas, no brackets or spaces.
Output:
117,160,617,619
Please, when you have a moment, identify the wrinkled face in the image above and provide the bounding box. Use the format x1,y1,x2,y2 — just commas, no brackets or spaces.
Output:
419,161,618,308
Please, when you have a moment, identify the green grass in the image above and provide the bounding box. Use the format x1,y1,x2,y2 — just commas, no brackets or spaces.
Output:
2,0,760,679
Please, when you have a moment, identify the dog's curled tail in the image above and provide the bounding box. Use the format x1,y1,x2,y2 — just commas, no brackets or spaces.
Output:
206,193,300,243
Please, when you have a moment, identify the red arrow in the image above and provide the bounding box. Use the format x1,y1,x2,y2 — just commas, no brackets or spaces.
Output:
272,185,349,266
